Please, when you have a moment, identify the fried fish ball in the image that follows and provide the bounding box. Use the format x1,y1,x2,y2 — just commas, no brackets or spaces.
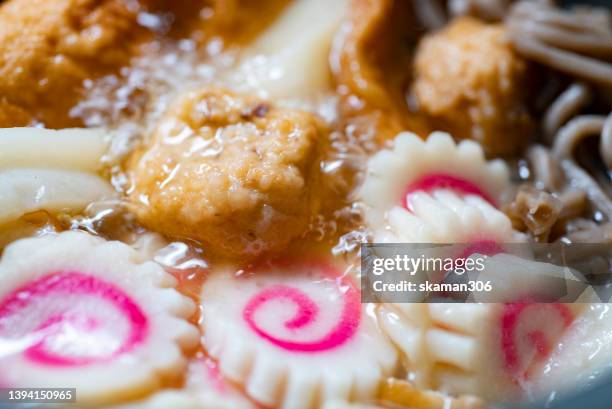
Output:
128,87,325,258
413,17,533,156
0,0,154,128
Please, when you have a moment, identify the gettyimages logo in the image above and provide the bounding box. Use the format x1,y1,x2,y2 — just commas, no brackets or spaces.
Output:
360,242,612,303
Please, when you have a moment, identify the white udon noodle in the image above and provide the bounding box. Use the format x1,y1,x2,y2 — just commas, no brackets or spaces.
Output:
0,128,115,226
229,0,347,101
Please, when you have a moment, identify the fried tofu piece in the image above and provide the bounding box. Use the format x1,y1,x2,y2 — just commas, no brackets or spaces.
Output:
0,0,294,128
0,0,154,128
413,17,533,156
333,0,431,143
0,98,31,127
195,0,290,44
128,87,325,258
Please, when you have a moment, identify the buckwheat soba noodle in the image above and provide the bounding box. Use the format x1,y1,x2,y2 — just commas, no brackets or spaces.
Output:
506,1,612,241
509,3,612,185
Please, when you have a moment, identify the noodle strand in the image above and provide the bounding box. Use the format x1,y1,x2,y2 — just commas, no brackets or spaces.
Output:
601,113,612,170
561,159,612,218
507,1,612,87
543,82,591,142
553,115,607,159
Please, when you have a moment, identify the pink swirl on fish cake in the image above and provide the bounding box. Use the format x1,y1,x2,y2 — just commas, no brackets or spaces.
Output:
501,302,574,381
458,240,505,258
0,271,148,366
403,173,497,210
242,261,361,353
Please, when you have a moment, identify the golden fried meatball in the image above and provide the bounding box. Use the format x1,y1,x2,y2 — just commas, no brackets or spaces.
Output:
413,17,533,156
128,87,325,258
0,0,156,127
